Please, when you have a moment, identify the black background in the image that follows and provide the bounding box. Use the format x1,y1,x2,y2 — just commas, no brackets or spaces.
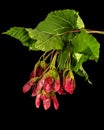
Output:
0,0,104,128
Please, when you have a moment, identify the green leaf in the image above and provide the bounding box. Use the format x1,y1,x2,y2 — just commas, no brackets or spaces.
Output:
61,32,76,43
26,28,64,51
57,45,70,70
36,9,85,35
2,27,36,50
1,9,102,85
71,29,100,62
2,9,85,52
72,53,88,72
71,29,100,83
2,27,64,51
72,53,92,83
76,66,92,84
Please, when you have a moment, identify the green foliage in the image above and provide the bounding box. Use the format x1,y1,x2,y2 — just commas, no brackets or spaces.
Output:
3,27,36,49
2,9,102,83
57,45,71,70
26,28,64,51
35,9,84,34
71,29,100,62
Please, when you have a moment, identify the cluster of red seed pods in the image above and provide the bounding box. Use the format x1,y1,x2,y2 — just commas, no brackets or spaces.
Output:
22,51,76,110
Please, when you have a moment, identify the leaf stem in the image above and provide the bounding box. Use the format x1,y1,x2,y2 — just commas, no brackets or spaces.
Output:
44,50,55,61
86,29,104,35
61,29,104,35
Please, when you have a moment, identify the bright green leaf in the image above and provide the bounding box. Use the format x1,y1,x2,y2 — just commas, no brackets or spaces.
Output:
2,9,85,52
76,66,92,84
1,9,102,85
72,53,88,72
71,52,92,83
2,27,36,50
71,29,100,62
26,29,64,51
57,45,70,70
36,9,85,35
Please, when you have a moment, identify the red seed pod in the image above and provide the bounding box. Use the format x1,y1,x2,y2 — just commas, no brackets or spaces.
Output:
57,72,66,94
44,77,53,93
35,94,41,108
53,79,60,92
63,69,76,94
45,69,60,92
37,79,45,88
36,68,44,77
30,70,35,79
30,68,43,79
64,78,76,94
30,61,48,79
41,94,51,110
22,79,34,93
51,95,59,110
31,86,37,97
31,79,44,96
